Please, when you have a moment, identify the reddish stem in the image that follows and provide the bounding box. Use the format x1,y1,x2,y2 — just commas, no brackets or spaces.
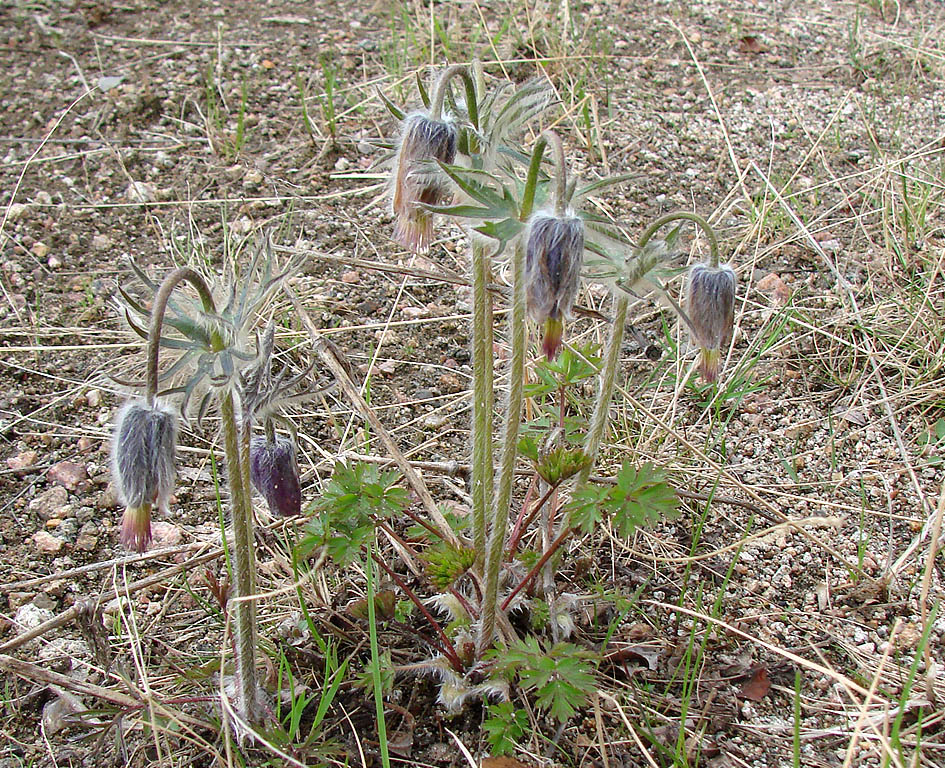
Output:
401,504,446,541
449,587,477,619
508,482,558,557
500,525,572,612
371,553,464,672
507,473,538,557
376,519,420,560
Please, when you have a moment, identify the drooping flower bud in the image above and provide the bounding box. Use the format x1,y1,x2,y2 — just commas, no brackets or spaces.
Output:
110,399,178,552
390,111,458,253
250,435,301,517
524,211,585,359
687,262,736,383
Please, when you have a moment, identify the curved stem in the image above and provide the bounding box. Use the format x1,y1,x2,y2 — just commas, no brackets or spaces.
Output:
501,524,570,612
146,267,216,404
637,211,719,267
371,552,463,672
541,130,567,216
429,65,477,128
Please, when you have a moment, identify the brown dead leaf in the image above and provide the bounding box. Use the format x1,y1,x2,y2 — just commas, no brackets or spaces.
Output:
738,35,768,54
481,758,533,768
738,665,771,701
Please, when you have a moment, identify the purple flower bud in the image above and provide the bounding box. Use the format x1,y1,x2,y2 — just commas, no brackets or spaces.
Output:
110,399,177,552
391,111,458,253
250,435,301,517
687,263,736,383
525,211,585,359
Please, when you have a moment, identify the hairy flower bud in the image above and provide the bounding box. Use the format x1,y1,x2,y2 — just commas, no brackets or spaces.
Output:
687,262,736,382
525,211,585,359
250,435,301,517
110,399,178,552
391,111,458,253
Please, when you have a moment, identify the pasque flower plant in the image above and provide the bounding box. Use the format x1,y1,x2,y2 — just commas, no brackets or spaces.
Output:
113,239,307,729
302,64,740,725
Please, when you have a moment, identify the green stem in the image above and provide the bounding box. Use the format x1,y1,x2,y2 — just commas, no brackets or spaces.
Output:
429,65,477,128
637,211,719,267
478,236,527,654
577,294,628,487
146,267,216,405
365,542,391,768
221,390,260,724
470,239,494,569
541,130,567,216
520,136,548,222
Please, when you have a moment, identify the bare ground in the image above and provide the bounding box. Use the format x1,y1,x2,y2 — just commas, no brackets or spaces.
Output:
1,1,944,766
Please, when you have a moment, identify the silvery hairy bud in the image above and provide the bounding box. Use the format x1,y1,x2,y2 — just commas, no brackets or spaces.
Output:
391,112,458,253
110,399,178,552
687,262,736,383
525,211,585,359
250,435,301,517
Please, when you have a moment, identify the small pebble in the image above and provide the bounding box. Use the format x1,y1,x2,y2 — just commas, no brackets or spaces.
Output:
7,450,37,472
48,461,88,491
126,181,156,203
151,521,183,547
14,603,54,632
33,530,65,554
29,485,70,520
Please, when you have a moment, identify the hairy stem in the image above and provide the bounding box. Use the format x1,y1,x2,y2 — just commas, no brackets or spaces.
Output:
470,239,495,568
478,236,527,654
637,211,719,268
542,130,567,216
429,64,477,127
220,390,260,723
146,267,216,405
576,294,629,488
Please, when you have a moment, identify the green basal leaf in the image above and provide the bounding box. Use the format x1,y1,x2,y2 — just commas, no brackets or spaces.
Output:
566,485,609,535
488,638,597,724
517,434,540,462
533,445,592,487
483,701,528,757
299,461,409,566
609,462,678,538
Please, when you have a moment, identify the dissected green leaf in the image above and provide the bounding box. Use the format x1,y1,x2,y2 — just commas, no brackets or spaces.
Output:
483,701,529,756
299,461,409,566
488,638,597,723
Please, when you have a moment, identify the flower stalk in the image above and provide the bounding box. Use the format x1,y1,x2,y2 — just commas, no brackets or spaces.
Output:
470,239,494,568
145,267,263,724
478,133,553,654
